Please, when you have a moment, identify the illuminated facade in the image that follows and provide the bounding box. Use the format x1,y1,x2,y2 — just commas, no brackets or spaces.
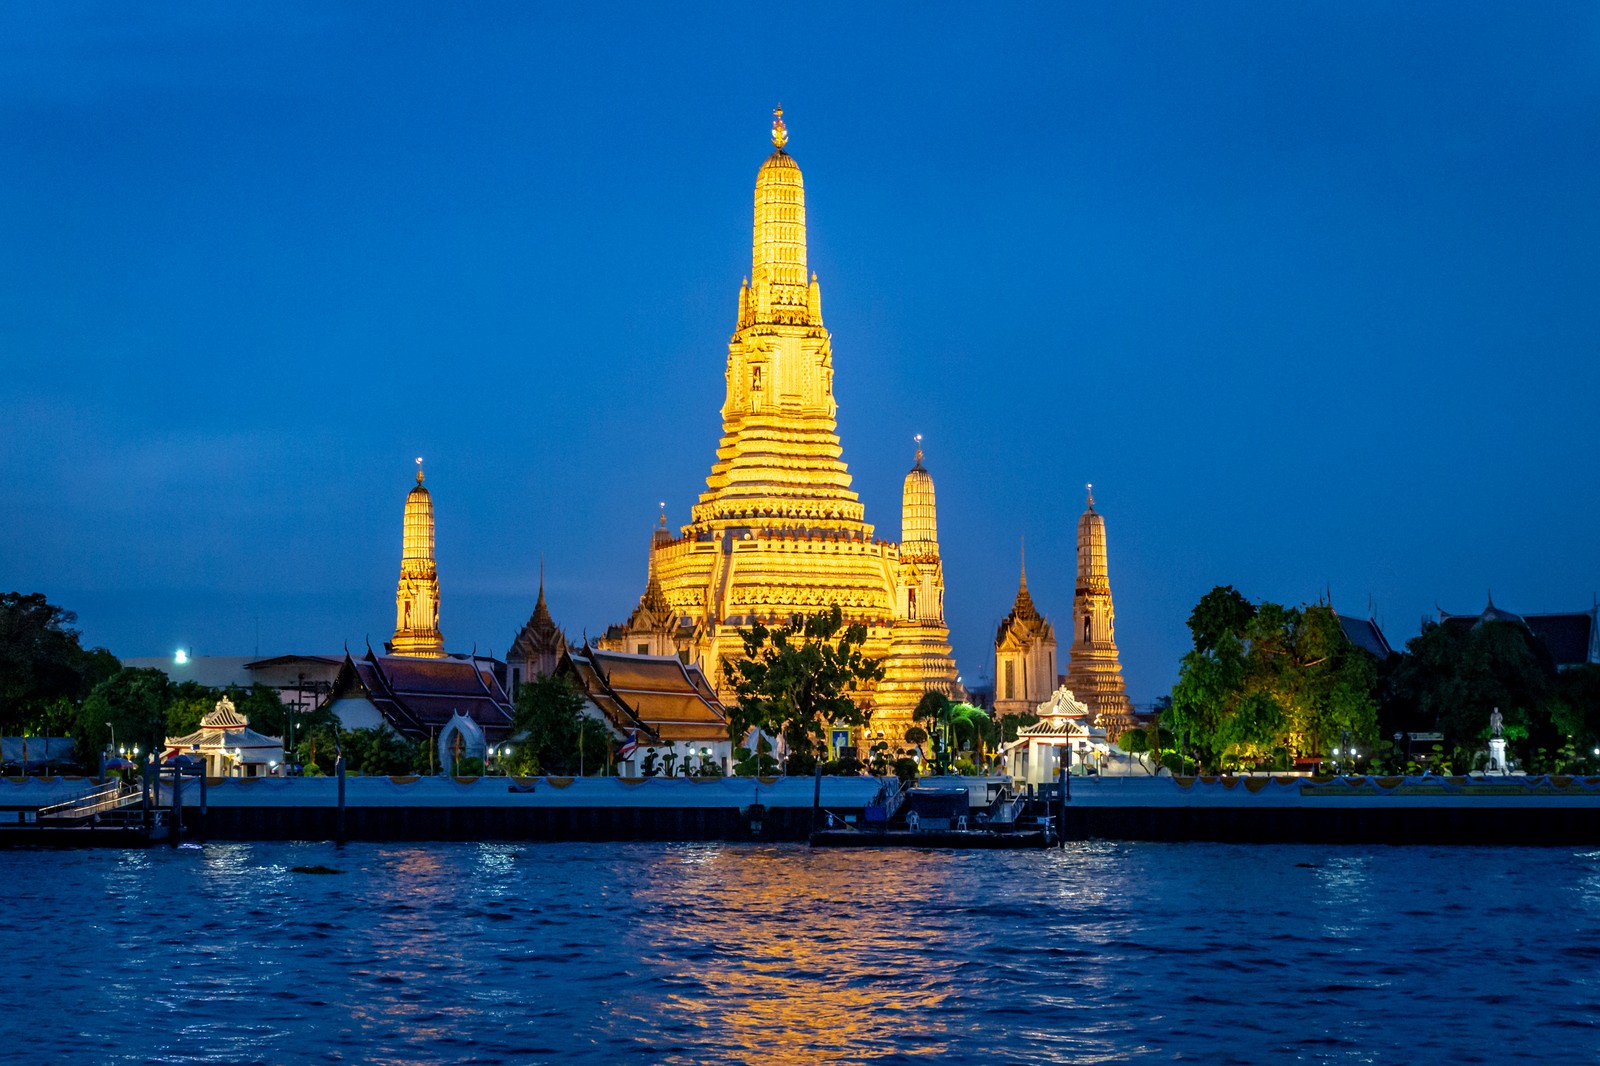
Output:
993,547,1058,720
1064,486,1134,737
391,459,445,658
600,111,960,744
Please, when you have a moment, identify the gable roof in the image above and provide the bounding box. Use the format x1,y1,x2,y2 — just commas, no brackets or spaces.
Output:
561,648,728,744
1525,612,1598,668
327,649,515,740
1438,602,1599,668
1337,615,1395,660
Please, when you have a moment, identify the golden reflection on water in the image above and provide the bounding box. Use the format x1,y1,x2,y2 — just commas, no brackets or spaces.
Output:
626,847,982,1060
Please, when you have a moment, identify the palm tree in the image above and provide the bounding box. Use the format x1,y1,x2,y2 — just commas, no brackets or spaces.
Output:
948,702,997,769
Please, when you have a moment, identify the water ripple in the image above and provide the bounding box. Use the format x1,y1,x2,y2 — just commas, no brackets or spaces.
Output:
6,842,1600,1062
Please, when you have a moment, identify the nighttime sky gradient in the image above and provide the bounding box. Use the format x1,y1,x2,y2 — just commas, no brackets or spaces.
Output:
4,3,1598,702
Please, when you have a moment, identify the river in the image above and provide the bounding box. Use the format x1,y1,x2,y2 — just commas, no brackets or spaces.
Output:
8,841,1600,1063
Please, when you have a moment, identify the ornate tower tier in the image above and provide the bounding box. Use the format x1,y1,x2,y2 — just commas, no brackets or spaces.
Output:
600,111,960,737
392,459,445,658
874,439,961,746
994,543,1058,720
1065,485,1134,738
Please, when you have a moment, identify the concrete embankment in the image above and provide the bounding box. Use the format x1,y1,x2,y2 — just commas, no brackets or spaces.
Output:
187,775,882,843
1060,775,1600,845
10,773,1599,846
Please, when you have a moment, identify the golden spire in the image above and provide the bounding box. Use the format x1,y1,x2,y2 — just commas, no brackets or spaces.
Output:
900,435,938,560
393,459,445,658
1067,487,1133,738
748,107,812,328
771,105,788,149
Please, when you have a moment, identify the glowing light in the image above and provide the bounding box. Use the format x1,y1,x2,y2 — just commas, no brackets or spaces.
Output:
174,649,189,665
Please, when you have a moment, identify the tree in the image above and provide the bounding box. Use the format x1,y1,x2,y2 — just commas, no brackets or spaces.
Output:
509,673,609,776
77,668,172,759
1167,588,1380,771
948,703,997,767
723,605,885,772
341,726,423,776
0,592,119,739
1392,618,1560,761
913,690,951,771
166,682,220,736
1552,664,1600,750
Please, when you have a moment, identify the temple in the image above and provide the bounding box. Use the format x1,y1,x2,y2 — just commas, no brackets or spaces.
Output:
993,543,1058,720
390,459,444,658
507,561,569,696
599,110,961,749
1064,486,1134,738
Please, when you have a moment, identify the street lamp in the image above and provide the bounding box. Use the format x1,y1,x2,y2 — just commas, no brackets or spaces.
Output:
106,722,116,757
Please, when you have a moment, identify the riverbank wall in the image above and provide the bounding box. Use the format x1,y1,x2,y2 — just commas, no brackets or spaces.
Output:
5,773,1599,845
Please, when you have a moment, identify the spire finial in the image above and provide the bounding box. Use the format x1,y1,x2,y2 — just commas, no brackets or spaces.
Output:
1020,536,1028,588
539,553,545,592
913,432,923,467
415,456,425,485
658,501,668,529
771,105,788,149
1086,482,1094,510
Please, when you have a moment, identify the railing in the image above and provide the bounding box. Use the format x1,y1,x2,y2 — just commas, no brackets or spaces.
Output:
863,779,906,825
36,781,134,822
988,790,1028,825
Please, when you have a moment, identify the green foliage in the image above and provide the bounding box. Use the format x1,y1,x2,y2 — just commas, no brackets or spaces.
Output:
1118,727,1151,754
510,673,609,776
1551,664,1600,749
903,725,928,746
998,712,1039,743
0,592,120,740
341,725,423,776
78,668,172,757
1392,619,1561,762
948,702,997,765
1166,588,1380,771
297,720,343,775
722,605,884,771
732,734,779,777
892,755,919,786
1188,585,1256,654
165,685,216,737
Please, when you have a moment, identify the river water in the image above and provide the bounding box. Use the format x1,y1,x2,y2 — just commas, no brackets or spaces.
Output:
8,841,1600,1064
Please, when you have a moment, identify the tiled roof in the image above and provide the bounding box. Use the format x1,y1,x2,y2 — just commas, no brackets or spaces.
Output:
1526,613,1596,667
562,648,728,744
1438,603,1598,668
329,651,514,741
1337,615,1394,660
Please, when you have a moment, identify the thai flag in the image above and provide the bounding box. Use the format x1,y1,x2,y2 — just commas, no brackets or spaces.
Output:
616,730,638,760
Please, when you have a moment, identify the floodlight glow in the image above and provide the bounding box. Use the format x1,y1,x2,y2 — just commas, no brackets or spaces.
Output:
175,649,189,665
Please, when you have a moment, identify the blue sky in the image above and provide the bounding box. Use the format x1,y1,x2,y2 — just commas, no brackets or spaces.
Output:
3,3,1597,702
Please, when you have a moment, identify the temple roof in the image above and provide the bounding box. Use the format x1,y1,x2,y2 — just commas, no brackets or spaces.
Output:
1440,601,1599,668
996,551,1052,647
328,649,514,740
1337,615,1395,660
509,572,568,661
561,648,727,744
